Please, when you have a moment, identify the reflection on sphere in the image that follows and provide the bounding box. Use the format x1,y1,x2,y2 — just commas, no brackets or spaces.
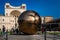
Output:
18,10,41,35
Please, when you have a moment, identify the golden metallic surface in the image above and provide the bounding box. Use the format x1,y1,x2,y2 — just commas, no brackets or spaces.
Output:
18,10,41,35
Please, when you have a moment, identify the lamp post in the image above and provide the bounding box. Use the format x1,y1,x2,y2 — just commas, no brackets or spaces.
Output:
5,29,8,40
44,17,46,40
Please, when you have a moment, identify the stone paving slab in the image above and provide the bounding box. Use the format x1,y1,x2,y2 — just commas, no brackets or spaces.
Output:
0,34,60,40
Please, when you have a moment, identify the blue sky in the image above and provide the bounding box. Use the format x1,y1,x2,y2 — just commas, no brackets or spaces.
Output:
0,0,60,19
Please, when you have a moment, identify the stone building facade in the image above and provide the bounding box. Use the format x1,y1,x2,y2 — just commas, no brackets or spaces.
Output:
41,16,53,24
0,3,26,31
0,3,53,31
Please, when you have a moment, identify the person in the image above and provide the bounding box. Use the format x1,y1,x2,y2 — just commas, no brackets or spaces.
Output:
41,27,44,34
2,26,6,35
15,28,19,34
0,29,2,35
11,28,15,34
2,26,7,39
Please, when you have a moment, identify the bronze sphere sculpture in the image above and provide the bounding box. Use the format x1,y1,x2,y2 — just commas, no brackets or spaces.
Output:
18,10,41,35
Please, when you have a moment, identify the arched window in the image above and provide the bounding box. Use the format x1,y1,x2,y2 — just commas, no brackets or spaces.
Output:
6,5,9,8
3,19,4,21
6,13,8,16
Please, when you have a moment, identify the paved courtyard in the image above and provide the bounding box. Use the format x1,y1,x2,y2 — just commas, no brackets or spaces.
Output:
0,34,60,40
